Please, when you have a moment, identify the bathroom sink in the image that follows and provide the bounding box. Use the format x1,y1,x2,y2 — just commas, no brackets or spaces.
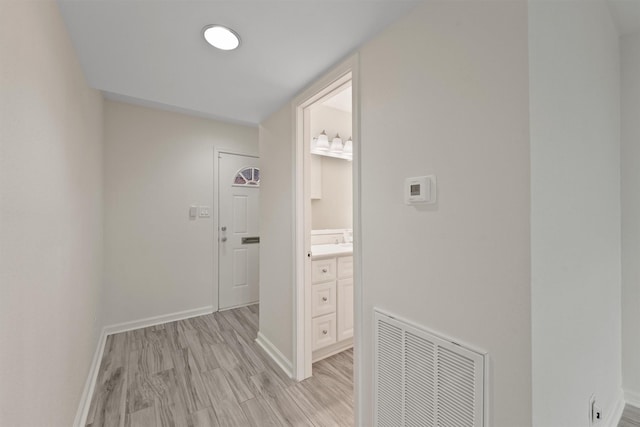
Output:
310,243,353,257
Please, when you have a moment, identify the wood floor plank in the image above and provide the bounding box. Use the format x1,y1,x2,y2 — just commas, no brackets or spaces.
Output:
223,365,257,403
250,368,290,399
87,304,353,427
241,396,287,426
126,350,155,414
300,376,353,427
188,407,220,427
210,400,251,427
264,387,315,427
219,328,266,375
171,347,211,414
127,406,156,427
148,369,189,427
86,333,128,427
209,342,240,370
620,404,640,427
183,329,219,372
201,368,237,403
283,381,343,427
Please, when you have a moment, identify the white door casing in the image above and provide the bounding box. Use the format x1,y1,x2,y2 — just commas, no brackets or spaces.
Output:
218,152,260,310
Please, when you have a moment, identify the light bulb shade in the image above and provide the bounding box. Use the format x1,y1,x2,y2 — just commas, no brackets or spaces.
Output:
343,137,353,154
330,134,343,153
316,130,329,151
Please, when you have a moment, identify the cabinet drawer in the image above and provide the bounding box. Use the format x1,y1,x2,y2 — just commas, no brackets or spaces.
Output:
311,282,336,317
338,256,353,279
312,258,336,283
312,313,337,351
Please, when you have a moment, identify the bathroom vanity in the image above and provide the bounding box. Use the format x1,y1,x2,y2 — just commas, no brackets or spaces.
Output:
310,243,354,362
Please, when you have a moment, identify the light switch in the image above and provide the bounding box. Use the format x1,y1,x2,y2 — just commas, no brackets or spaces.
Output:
199,206,210,218
189,206,198,218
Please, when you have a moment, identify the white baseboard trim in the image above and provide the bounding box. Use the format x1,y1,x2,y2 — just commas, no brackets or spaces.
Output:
625,388,640,409
104,305,214,335
74,305,215,426
255,331,293,378
73,328,108,427
605,389,626,427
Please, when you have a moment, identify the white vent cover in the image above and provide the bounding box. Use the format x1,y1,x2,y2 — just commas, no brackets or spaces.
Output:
374,310,487,427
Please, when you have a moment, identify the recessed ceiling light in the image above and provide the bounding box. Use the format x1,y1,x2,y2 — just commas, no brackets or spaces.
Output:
203,25,240,51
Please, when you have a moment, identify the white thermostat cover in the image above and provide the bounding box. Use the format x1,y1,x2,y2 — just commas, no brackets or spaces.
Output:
405,175,436,205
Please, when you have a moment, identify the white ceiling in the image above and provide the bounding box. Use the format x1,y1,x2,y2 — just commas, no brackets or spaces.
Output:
609,0,640,35
58,0,418,126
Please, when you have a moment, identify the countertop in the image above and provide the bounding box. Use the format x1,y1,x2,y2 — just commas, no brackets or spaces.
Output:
311,243,353,258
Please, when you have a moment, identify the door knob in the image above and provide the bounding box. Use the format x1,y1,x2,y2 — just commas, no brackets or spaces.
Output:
322,297,328,302
322,268,328,273
322,330,328,335
221,226,227,231
221,237,227,242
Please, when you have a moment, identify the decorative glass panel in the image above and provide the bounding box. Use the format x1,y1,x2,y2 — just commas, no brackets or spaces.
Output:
233,167,260,187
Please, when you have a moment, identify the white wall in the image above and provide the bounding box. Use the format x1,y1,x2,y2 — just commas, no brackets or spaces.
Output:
529,1,622,425
104,100,257,325
621,31,640,405
258,105,295,362
260,2,531,424
359,2,531,425
310,105,353,230
0,2,104,425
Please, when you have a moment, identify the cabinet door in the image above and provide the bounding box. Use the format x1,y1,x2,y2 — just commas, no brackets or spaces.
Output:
338,256,353,279
337,278,354,341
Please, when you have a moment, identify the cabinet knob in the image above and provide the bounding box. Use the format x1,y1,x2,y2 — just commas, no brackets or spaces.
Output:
322,297,328,302
322,330,328,335
322,268,328,273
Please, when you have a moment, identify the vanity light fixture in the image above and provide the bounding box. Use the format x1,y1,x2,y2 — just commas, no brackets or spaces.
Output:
343,136,353,154
203,25,241,51
315,130,330,151
329,133,343,153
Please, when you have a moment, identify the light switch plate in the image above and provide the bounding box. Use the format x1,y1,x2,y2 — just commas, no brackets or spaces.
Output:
199,206,210,218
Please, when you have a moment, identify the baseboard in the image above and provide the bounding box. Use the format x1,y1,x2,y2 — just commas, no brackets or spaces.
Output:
73,328,108,427
312,337,353,363
103,305,214,335
625,388,640,409
255,331,293,378
74,305,215,426
605,389,626,427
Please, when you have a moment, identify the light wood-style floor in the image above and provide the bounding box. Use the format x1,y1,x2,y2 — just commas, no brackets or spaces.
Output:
86,305,354,427
620,405,640,427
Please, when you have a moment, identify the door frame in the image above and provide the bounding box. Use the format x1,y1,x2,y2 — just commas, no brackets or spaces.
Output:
292,54,362,424
213,147,260,312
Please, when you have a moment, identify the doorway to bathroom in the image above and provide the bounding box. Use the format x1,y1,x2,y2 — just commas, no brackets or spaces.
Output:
293,57,361,420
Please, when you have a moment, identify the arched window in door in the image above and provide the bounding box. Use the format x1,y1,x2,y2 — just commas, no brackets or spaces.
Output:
233,167,260,187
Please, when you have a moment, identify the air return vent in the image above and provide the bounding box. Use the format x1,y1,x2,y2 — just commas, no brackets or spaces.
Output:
374,310,487,427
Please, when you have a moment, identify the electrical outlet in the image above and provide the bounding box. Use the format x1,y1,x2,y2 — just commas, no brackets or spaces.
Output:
589,395,602,425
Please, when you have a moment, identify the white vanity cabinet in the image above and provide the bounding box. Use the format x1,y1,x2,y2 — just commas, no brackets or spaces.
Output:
311,253,354,361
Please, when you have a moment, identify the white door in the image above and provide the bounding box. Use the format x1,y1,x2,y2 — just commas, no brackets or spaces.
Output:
218,153,260,310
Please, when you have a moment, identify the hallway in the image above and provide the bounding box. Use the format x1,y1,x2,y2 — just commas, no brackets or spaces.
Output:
86,305,353,426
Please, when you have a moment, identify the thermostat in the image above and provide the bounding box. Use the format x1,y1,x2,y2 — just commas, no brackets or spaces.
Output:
405,175,436,205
